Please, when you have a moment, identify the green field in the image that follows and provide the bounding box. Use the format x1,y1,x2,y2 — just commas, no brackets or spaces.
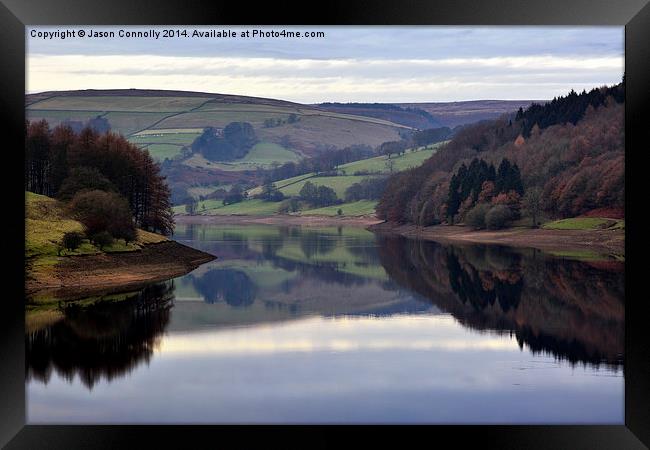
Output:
182,141,301,171
542,217,624,230
174,143,442,217
26,91,408,153
153,110,292,129
338,144,442,174
174,198,281,216
301,200,378,216
186,183,228,199
278,175,374,198
127,129,203,161
142,144,184,161
26,192,167,260
195,103,301,114
26,110,173,136
134,127,204,135
128,132,200,145
246,145,440,198
28,96,212,112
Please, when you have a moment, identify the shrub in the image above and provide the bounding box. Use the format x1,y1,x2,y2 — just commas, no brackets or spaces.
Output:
91,231,114,250
56,167,116,201
316,185,339,207
112,221,138,243
222,185,245,205
69,190,136,238
185,198,199,214
337,208,343,216
260,183,285,202
299,181,318,202
287,198,301,212
485,205,513,230
344,177,388,201
62,231,84,252
465,203,491,230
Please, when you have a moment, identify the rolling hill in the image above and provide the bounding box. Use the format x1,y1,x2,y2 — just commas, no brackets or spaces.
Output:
172,143,444,217
315,103,444,129
398,100,546,128
26,90,542,217
26,89,410,162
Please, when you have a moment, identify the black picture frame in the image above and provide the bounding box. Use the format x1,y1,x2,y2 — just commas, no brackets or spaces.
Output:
2,0,648,448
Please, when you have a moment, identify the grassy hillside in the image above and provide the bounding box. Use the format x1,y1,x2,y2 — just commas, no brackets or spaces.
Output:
542,217,625,231
173,198,281,216
181,141,301,171
174,144,441,217
26,192,167,261
338,143,443,174
315,103,443,129
247,144,441,197
301,200,378,217
26,90,409,161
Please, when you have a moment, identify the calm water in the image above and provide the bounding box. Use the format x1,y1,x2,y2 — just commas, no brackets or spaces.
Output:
26,224,624,424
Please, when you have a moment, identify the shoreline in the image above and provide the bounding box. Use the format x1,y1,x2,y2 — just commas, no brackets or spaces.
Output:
26,240,216,301
174,214,383,227
368,222,625,257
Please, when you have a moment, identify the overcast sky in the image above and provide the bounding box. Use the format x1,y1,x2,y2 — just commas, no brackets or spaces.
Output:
26,26,624,103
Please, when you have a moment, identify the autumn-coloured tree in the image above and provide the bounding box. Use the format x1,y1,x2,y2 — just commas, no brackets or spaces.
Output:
25,122,175,235
377,82,624,224
522,187,543,228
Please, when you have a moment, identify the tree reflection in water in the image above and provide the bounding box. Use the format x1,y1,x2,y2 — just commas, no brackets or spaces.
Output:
376,235,624,368
26,226,626,392
26,281,175,389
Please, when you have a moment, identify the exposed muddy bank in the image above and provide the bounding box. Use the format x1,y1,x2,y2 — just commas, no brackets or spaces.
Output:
26,240,216,301
368,222,625,257
174,214,383,227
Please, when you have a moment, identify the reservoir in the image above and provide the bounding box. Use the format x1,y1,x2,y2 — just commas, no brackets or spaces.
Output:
26,224,624,424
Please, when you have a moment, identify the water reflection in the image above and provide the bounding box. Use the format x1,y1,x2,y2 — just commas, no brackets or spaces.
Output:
376,235,624,367
26,224,624,419
26,282,174,389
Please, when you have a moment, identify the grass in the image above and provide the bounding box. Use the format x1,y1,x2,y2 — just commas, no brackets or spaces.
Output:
248,173,315,196
127,130,202,161
338,144,441,174
26,110,173,136
102,112,176,135
175,145,438,216
26,93,409,158
186,183,227,199
141,143,184,161
547,250,612,261
134,127,204,135
241,142,301,165
153,110,293,128
128,132,200,145
302,200,378,217
26,192,88,258
26,192,168,260
27,96,212,112
136,229,169,244
542,217,620,230
246,144,440,198
26,109,102,123
279,175,375,198
609,219,626,230
175,198,281,216
180,142,300,170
